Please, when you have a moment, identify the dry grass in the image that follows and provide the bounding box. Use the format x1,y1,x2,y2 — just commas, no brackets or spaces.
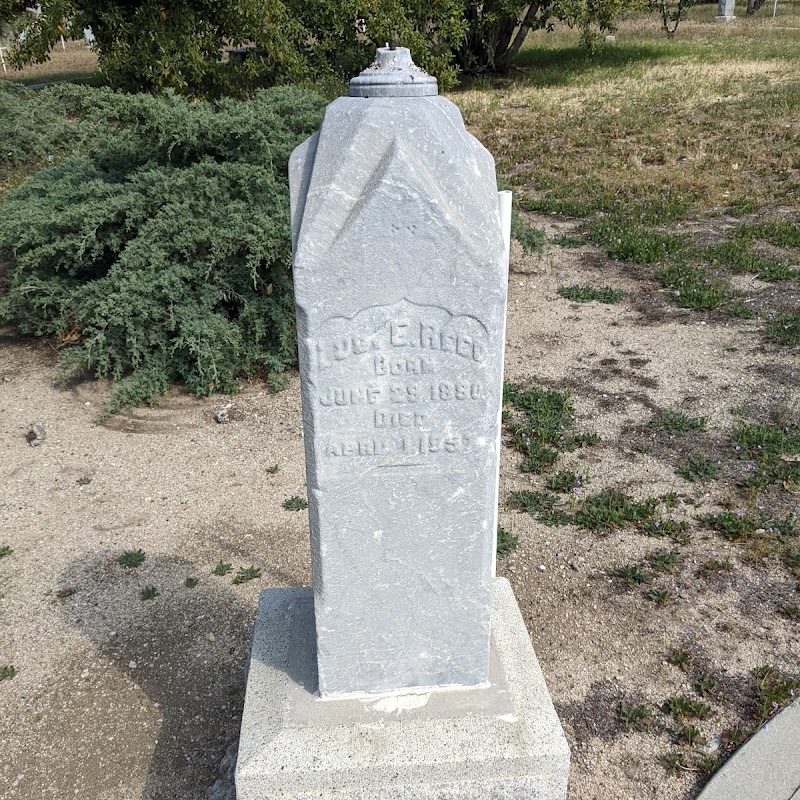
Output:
450,3,800,217
1,38,98,85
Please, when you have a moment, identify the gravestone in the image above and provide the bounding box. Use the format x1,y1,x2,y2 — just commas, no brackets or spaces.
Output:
716,0,736,19
235,47,569,800
289,45,506,697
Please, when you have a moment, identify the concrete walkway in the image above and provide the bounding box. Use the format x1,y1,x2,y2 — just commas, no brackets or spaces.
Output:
697,697,800,800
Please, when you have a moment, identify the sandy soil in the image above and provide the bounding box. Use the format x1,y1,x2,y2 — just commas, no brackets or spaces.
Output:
0,214,798,799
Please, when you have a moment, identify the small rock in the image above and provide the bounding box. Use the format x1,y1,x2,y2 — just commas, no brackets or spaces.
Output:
25,423,46,447
207,632,216,643
128,661,137,669
213,405,232,424
538,564,546,572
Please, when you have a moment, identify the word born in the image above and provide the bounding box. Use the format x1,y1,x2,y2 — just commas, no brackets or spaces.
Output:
374,355,434,376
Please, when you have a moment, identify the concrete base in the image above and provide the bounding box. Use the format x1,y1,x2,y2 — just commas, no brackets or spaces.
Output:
235,578,570,799
715,14,737,20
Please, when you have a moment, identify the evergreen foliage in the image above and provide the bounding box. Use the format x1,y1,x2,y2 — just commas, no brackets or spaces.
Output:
0,84,326,416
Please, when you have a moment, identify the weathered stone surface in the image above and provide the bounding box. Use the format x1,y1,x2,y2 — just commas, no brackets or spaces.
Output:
715,0,736,18
235,580,570,800
289,65,507,696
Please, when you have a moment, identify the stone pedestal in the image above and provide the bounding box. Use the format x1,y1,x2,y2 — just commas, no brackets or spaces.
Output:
235,578,569,800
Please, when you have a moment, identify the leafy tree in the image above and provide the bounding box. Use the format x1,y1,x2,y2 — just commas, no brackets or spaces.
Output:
3,0,638,95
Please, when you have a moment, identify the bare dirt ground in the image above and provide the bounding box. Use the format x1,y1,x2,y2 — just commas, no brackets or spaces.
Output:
1,215,798,800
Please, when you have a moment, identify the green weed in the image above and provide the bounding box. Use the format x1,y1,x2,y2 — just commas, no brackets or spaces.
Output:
265,463,280,474
663,696,712,721
511,210,546,254
573,489,657,533
694,676,716,698
232,565,262,585
676,455,720,483
646,587,673,608
700,512,760,542
140,585,159,601
731,417,800,489
678,724,706,748
557,285,625,304
504,382,598,474
659,262,735,312
118,549,145,568
590,218,686,263
647,549,680,573
779,604,800,620
765,312,800,348
660,751,689,777
552,234,584,248
76,474,92,485
617,703,652,731
283,495,308,511
0,665,16,681
752,665,800,725
546,470,587,493
212,561,233,576
497,524,519,557
696,558,732,578
0,545,13,559
641,517,691,543
666,646,691,671
651,410,707,434
610,563,647,587
185,577,199,588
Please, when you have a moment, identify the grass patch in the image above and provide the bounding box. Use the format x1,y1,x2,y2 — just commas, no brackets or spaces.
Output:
646,549,680,573
752,665,800,726
507,489,572,526
511,209,546,254
676,455,721,483
545,470,587,493
651,409,707,434
557,285,625,304
118,549,145,568
574,489,657,533
140,585,159,601
283,495,308,511
609,563,647,587
0,665,17,681
184,577,199,588
659,262,738,312
212,561,233,576
552,234,584,248
497,524,519,557
591,218,687,263
663,696,713,721
618,703,652,731
504,382,598,474
0,545,13,559
232,565,262,585
730,416,800,490
765,312,800,348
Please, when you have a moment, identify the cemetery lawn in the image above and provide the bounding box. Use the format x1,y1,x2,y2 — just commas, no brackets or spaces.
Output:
0,7,798,800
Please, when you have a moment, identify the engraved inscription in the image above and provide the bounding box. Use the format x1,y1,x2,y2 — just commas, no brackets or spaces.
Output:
307,300,493,466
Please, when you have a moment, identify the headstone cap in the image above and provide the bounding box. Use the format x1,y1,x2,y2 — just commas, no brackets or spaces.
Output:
349,46,438,98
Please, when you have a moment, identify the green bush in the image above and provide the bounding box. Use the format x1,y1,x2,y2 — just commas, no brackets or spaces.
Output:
0,84,326,416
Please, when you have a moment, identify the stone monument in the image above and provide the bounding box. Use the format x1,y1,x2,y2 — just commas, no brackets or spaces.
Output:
235,46,570,800
715,0,736,20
